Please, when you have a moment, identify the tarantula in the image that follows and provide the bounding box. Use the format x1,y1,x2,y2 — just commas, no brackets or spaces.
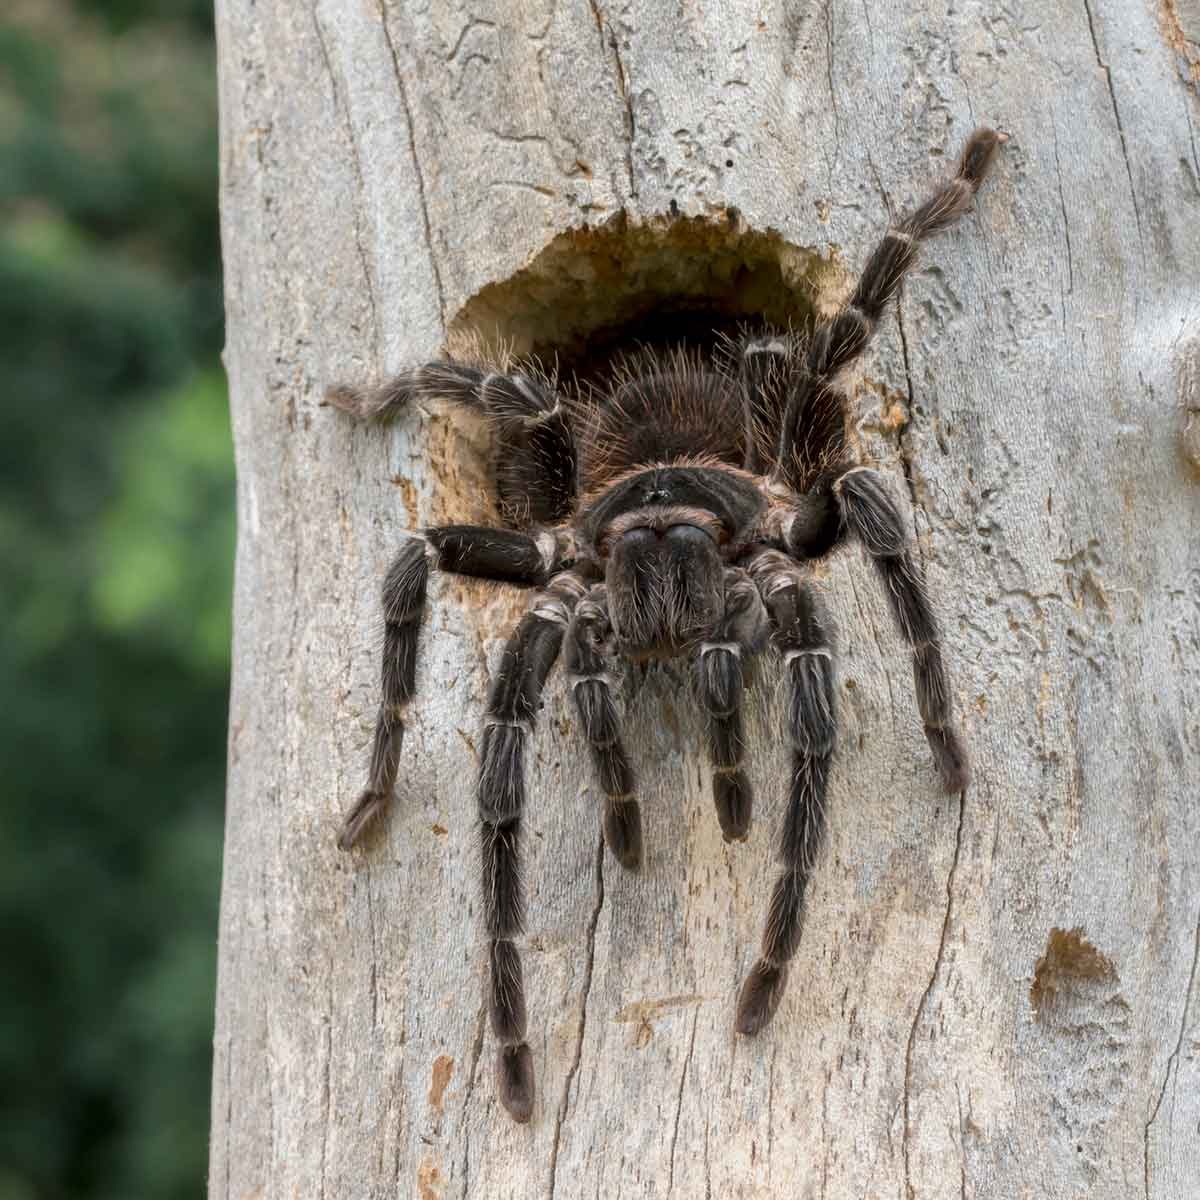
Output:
331,128,1004,1123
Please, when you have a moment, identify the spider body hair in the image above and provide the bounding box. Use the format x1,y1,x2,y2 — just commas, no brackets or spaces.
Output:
329,127,1005,1121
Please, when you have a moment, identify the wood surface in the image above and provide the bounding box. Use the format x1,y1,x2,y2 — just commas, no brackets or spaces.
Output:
210,1,1200,1195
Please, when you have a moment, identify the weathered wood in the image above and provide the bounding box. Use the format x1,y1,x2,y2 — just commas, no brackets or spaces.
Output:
211,1,1200,1196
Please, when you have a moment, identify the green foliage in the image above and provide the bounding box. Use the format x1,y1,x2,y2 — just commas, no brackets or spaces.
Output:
0,2,227,1197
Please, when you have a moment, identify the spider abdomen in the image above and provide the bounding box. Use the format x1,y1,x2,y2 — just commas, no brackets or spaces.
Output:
583,363,747,482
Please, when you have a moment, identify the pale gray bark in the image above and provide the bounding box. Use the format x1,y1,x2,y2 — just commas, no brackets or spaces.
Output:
211,1,1200,1196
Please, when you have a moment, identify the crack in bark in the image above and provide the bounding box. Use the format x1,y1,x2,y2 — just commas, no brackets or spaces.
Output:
1143,901,1200,1196
859,0,875,60
548,834,605,1198
824,0,842,175
446,16,497,62
460,1004,486,1196
902,789,966,1200
389,1047,407,1196
1184,100,1200,196
312,8,382,366
588,0,636,199
1050,118,1075,336
364,865,379,1027
377,0,448,330
1080,0,1144,253
667,1009,699,1195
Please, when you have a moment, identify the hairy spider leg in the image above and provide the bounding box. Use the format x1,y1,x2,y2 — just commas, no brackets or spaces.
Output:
337,525,573,850
426,524,568,584
740,329,842,488
694,567,769,842
737,333,805,475
337,538,430,850
774,127,1006,488
835,468,969,792
479,570,587,1123
736,550,837,1035
327,361,578,525
563,584,641,870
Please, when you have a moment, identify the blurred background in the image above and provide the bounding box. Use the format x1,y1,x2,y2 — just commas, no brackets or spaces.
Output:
1,1,228,1197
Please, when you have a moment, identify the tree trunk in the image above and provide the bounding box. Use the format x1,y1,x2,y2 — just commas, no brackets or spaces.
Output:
210,1,1200,1196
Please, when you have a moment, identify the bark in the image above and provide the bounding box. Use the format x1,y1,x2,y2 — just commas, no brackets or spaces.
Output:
210,1,1200,1197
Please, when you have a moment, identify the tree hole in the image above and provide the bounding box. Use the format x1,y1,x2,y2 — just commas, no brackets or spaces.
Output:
447,209,848,384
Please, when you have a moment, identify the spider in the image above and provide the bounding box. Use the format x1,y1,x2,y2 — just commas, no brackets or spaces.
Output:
330,128,1004,1123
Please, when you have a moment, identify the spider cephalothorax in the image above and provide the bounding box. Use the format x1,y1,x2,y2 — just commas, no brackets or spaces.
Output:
584,459,766,655
331,128,1005,1123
